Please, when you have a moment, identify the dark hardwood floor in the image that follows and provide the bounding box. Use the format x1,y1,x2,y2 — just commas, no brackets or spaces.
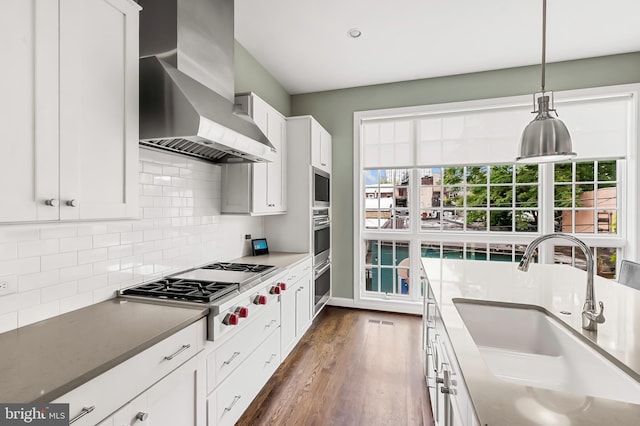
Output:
236,306,434,426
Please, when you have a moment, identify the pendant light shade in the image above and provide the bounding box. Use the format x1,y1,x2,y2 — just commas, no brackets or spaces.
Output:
517,95,575,163
516,0,575,164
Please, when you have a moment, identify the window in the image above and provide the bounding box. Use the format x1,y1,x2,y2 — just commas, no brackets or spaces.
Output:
355,85,638,309
364,169,410,230
365,240,411,295
553,161,618,235
419,165,539,232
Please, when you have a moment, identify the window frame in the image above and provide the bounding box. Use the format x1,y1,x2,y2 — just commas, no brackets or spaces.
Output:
353,84,640,314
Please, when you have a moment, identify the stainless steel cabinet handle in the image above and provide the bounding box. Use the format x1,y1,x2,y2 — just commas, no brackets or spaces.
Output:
223,395,241,414
66,199,78,207
223,351,240,365
321,162,327,166
265,353,277,365
136,411,149,421
69,406,95,424
164,344,190,360
45,199,59,207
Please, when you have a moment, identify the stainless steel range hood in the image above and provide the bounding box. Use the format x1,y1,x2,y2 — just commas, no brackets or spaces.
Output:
137,0,275,163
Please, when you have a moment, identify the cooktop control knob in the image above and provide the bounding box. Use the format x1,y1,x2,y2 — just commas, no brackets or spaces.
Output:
278,282,287,291
270,286,281,295
253,295,267,305
223,313,239,326
235,306,249,318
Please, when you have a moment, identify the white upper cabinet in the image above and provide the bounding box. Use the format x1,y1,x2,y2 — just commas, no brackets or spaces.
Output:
0,0,140,223
311,120,332,174
221,93,287,215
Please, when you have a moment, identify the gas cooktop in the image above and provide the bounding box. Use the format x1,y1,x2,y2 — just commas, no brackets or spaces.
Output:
121,277,239,303
121,262,278,304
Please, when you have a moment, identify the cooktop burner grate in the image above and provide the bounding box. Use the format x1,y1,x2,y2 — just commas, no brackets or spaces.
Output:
200,262,275,273
122,278,239,303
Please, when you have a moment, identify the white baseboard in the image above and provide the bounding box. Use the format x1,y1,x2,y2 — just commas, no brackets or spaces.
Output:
328,297,422,316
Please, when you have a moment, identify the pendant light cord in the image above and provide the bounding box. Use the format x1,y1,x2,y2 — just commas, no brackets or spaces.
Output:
541,0,547,92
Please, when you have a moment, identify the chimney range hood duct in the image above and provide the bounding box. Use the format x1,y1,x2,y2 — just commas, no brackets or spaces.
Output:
137,0,275,163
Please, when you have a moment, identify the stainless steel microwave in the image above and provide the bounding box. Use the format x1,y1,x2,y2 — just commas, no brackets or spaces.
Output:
313,168,330,207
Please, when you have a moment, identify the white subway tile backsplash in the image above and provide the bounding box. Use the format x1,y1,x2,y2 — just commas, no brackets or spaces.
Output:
0,148,263,333
78,248,108,265
0,290,40,315
0,312,18,334
77,224,109,236
60,236,93,253
41,281,78,303
108,244,133,260
106,223,133,233
78,274,108,293
59,264,93,283
93,259,121,275
18,300,60,327
0,243,18,261
41,252,77,272
0,274,17,296
93,285,119,303
142,162,163,174
93,233,121,248
18,239,59,258
60,292,93,315
18,270,59,292
39,226,77,240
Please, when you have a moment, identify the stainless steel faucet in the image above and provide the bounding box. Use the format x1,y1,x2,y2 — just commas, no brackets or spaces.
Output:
518,233,605,331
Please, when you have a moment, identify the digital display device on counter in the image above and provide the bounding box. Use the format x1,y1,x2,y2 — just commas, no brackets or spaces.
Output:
251,238,269,256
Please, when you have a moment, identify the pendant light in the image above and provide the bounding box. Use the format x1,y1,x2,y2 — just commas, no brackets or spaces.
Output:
516,0,575,163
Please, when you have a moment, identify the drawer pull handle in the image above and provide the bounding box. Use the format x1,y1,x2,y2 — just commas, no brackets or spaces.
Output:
164,344,191,361
223,395,241,414
70,406,95,424
136,411,149,421
265,353,277,365
265,319,277,329
223,351,240,365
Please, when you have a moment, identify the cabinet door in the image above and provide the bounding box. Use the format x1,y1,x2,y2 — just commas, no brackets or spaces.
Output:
0,0,59,222
295,277,312,338
251,97,286,214
311,119,331,174
265,111,286,211
319,128,332,172
145,356,203,426
280,280,297,358
59,0,139,220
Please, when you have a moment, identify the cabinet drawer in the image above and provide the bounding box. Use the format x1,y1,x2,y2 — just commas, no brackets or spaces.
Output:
53,318,204,426
207,300,280,391
208,329,280,426
278,258,312,288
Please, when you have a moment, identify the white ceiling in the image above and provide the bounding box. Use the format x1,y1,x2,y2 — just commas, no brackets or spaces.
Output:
235,0,640,95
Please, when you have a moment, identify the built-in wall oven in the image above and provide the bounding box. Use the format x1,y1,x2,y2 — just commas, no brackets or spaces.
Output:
313,208,331,315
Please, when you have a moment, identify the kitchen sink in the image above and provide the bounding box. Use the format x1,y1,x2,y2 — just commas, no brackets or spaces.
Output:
454,300,640,405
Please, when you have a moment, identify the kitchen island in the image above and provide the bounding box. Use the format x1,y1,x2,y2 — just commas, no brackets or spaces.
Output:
422,258,640,425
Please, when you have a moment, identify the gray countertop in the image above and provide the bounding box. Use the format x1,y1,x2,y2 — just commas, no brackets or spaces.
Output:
232,252,311,269
0,299,207,403
0,252,309,404
422,258,640,425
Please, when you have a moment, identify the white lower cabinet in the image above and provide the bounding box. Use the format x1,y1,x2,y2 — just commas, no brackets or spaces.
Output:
53,318,205,426
207,328,281,426
101,355,205,426
279,259,313,359
423,281,478,426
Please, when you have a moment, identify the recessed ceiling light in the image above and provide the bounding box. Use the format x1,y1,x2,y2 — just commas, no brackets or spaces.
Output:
347,28,362,38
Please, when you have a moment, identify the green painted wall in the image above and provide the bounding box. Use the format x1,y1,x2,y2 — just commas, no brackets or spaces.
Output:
290,52,640,300
234,41,291,116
